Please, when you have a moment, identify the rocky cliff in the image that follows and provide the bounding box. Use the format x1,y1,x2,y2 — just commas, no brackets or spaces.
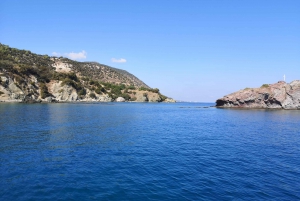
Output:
216,81,300,109
0,43,175,103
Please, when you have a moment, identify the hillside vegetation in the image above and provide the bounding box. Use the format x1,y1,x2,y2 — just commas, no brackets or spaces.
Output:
0,43,174,103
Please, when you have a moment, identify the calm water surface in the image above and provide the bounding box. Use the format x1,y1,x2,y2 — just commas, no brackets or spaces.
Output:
0,103,300,200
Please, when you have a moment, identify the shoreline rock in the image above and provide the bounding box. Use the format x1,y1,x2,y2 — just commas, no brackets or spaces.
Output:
115,97,125,102
0,74,175,103
216,80,300,110
164,98,176,103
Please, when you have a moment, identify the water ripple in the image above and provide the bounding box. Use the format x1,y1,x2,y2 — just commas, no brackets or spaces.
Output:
0,103,300,200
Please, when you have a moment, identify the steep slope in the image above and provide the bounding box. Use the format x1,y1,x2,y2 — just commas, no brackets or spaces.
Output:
216,81,300,109
0,43,148,87
54,59,149,88
0,43,174,103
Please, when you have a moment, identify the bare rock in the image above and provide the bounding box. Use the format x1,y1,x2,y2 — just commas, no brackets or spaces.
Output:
216,81,300,109
97,95,112,102
0,77,24,102
115,97,125,102
147,93,161,102
48,81,78,101
134,91,149,102
164,98,176,103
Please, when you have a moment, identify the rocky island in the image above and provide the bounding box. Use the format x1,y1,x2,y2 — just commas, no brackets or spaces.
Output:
216,80,300,109
0,44,175,103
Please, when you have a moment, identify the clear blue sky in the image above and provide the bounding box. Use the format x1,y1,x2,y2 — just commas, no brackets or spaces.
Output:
1,0,299,102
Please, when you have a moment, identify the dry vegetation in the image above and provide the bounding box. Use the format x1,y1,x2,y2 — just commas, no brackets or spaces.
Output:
0,43,168,101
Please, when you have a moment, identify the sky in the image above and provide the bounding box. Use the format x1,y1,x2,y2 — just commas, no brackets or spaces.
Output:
1,0,299,102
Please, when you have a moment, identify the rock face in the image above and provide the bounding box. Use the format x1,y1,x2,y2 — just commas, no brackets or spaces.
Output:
147,93,161,102
0,76,25,102
216,81,300,109
48,81,78,101
115,97,125,102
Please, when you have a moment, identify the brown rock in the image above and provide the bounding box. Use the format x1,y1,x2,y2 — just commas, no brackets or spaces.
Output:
216,81,300,109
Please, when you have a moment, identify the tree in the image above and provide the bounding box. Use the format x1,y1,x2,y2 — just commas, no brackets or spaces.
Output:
89,92,96,99
40,83,50,99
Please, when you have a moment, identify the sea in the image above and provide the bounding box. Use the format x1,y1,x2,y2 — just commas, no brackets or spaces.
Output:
0,102,300,200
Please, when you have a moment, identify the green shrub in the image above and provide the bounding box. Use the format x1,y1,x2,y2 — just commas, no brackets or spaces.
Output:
139,87,148,91
100,87,106,93
61,78,83,91
108,92,117,100
15,75,24,85
61,78,75,87
110,87,122,97
67,72,78,81
130,97,137,101
100,82,112,88
127,85,136,90
151,88,159,93
95,88,101,94
95,87,106,94
40,83,50,99
89,92,96,99
18,65,37,76
138,87,160,93
81,77,89,81
159,94,167,101
89,80,96,85
0,60,14,70
52,72,78,82
261,84,269,88
121,93,130,100
78,89,86,96
119,84,126,90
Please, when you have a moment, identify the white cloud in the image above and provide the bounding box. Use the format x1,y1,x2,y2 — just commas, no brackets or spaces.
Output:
111,58,127,63
65,50,87,60
52,52,61,57
51,50,87,60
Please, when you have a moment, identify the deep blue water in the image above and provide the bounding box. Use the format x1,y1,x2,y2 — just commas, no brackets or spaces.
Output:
0,102,300,200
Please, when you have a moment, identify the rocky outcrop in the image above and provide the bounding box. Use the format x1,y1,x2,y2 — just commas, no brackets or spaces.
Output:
147,93,161,102
134,92,148,102
130,90,173,102
0,76,25,102
164,98,176,103
216,81,300,109
115,97,125,102
48,81,78,101
0,74,172,103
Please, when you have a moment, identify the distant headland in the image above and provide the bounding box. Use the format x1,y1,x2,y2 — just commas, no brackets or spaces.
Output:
0,43,175,103
216,80,300,109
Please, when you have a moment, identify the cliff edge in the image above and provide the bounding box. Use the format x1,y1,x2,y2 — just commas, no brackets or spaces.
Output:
216,80,300,109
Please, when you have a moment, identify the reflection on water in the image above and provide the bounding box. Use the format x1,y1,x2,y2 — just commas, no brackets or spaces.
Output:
0,103,300,200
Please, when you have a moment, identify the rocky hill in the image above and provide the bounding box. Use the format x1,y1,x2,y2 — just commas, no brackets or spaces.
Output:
0,43,175,103
216,81,300,109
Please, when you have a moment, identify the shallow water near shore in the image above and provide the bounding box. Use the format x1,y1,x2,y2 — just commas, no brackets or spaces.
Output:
1,102,300,200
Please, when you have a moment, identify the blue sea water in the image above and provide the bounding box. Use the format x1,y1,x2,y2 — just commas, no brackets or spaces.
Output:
0,102,300,200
